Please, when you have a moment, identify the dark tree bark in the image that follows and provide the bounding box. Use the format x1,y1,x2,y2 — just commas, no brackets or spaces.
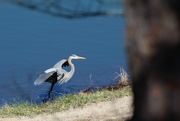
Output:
125,0,180,121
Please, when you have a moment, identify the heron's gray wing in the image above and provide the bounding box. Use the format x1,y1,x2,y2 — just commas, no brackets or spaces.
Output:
53,59,69,68
34,68,56,85
57,69,69,85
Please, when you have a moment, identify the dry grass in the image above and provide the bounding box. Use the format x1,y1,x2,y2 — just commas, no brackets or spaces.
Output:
114,67,129,82
99,68,131,91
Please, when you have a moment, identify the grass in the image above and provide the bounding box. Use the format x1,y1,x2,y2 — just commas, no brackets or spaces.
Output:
0,87,132,118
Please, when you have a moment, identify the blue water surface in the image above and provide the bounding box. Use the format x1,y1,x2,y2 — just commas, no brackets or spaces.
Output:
0,3,127,104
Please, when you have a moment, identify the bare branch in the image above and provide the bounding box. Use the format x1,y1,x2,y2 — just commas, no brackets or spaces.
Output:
3,0,124,18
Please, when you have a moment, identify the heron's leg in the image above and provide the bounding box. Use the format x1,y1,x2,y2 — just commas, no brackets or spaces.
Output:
48,83,55,98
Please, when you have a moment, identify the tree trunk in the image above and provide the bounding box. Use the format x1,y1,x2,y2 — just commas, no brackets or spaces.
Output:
125,0,180,121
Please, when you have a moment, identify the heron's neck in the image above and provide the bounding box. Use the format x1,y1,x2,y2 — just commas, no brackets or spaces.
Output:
68,58,75,73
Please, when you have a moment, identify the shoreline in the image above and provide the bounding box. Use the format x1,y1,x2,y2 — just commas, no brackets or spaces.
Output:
0,96,133,121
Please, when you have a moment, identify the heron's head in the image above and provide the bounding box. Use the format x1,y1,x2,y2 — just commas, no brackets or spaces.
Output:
69,54,86,59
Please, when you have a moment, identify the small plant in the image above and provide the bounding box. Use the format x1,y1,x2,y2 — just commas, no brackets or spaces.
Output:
114,67,131,86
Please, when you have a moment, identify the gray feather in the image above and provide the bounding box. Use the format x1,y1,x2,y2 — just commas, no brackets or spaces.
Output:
34,69,56,85
53,59,67,68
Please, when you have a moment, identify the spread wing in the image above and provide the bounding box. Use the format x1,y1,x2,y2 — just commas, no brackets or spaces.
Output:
53,59,69,68
34,59,70,85
34,68,57,85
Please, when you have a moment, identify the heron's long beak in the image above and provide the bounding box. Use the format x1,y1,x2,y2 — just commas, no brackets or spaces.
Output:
78,56,86,59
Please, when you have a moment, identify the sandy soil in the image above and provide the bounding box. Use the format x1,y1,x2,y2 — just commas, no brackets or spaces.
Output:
0,96,133,121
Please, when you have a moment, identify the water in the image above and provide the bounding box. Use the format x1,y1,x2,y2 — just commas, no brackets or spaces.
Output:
0,3,126,105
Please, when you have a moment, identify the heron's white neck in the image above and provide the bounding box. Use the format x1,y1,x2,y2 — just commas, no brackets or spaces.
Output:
68,58,75,74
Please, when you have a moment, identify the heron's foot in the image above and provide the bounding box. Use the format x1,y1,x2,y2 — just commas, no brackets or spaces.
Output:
42,97,53,103
43,90,61,103
42,95,57,103
46,91,58,99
